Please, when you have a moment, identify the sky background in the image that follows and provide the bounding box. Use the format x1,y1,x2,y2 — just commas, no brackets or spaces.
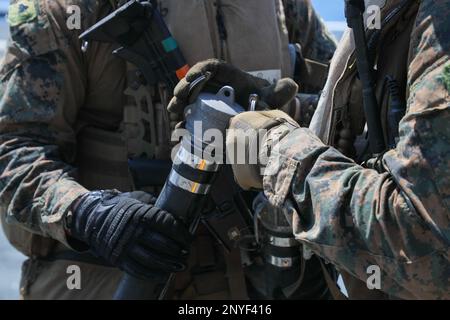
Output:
0,0,347,300
312,0,346,21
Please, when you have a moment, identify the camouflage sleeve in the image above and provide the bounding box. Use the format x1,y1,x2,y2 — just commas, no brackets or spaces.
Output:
264,0,450,299
0,0,89,246
282,0,337,62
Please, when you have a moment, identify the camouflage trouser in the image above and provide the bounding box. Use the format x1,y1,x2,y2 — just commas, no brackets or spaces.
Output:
20,233,234,300
20,257,123,300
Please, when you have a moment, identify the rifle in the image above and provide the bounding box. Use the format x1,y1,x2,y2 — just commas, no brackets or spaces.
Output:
345,0,386,155
80,0,189,92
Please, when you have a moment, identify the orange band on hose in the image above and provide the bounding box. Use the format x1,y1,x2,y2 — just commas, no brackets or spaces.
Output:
176,64,190,80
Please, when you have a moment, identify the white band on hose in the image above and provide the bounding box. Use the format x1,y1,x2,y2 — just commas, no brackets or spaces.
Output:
168,170,211,195
176,146,220,172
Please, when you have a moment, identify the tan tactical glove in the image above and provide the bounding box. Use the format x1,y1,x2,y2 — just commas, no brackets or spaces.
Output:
226,110,299,190
167,59,298,126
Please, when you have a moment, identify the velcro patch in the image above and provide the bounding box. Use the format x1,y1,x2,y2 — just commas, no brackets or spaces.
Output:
8,0,38,27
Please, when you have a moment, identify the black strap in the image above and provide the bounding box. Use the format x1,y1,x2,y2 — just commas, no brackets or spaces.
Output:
319,259,348,300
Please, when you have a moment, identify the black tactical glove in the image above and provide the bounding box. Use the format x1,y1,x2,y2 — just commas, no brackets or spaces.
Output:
69,190,192,279
167,59,298,118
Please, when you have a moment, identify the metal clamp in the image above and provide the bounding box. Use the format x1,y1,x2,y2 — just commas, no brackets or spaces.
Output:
176,146,220,172
249,94,259,111
168,170,211,195
264,254,301,268
268,235,300,248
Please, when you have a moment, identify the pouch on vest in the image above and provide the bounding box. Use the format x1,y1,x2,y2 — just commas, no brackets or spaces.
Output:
76,126,133,192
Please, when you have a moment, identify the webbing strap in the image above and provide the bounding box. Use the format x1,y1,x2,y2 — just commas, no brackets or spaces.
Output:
224,248,249,300
319,259,348,300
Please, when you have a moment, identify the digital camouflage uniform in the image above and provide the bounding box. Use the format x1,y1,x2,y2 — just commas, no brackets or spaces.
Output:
263,0,450,299
282,0,337,63
0,0,336,299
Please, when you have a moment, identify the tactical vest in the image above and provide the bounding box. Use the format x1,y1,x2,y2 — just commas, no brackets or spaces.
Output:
311,0,420,156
